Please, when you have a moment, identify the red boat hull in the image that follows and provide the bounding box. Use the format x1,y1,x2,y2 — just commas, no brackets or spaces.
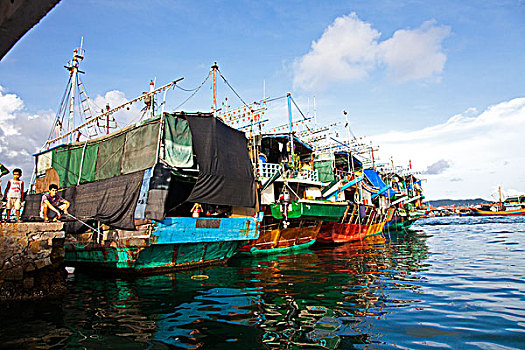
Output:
317,221,386,244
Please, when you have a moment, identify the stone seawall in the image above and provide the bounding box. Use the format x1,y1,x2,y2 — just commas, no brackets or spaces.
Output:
0,222,66,301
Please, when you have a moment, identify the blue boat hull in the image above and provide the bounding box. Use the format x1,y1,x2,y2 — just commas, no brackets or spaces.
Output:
65,216,260,272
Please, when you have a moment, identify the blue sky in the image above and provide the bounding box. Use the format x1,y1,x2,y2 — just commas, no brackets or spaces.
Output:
1,0,524,199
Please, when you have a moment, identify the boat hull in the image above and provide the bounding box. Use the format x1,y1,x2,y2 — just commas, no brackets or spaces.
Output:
238,222,322,255
317,221,386,244
270,200,347,222
65,216,260,273
471,208,525,216
65,241,243,272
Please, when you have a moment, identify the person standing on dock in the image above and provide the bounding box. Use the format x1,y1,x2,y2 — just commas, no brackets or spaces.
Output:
40,184,70,222
3,168,24,222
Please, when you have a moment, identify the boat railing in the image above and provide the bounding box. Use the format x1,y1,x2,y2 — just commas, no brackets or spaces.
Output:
296,168,319,182
258,162,319,182
258,162,281,178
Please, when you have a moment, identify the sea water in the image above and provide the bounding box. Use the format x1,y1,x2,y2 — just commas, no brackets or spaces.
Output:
0,216,523,349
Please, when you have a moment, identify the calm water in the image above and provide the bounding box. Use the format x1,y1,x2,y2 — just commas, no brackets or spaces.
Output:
1,216,524,349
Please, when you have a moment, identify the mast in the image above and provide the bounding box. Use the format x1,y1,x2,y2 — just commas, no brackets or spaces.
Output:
65,39,85,142
343,111,355,175
499,185,503,210
211,62,218,116
287,93,294,162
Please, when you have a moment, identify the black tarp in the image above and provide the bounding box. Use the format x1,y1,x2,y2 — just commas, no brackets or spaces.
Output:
185,114,255,208
144,163,173,221
22,171,144,232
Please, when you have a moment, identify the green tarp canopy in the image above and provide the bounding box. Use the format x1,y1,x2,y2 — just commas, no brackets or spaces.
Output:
314,160,335,183
35,114,194,190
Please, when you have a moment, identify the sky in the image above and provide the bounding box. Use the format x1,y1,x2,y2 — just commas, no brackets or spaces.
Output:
0,0,524,200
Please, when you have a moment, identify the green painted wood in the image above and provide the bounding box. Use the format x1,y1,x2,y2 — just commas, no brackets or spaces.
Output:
270,200,347,221
240,239,316,256
65,241,241,272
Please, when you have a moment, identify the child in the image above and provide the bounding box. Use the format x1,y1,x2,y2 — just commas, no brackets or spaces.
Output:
3,168,24,221
40,184,70,222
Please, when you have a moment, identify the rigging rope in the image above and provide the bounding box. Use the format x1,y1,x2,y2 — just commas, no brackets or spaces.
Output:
217,69,251,111
173,71,211,110
289,95,312,132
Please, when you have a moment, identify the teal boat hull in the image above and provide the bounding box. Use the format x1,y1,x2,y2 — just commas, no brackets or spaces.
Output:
65,216,260,273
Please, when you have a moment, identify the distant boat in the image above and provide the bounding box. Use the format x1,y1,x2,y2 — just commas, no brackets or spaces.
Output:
471,207,525,216
471,188,525,216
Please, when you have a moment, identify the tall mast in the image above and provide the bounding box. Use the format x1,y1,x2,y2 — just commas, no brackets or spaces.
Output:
65,39,85,142
343,110,355,175
211,62,218,116
287,93,294,162
499,185,503,210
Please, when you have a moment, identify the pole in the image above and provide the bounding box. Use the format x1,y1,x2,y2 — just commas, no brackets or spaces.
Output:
65,212,103,239
287,93,294,162
212,62,218,116
68,53,78,143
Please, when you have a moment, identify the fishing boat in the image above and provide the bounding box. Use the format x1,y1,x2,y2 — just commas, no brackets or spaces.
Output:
381,172,426,232
313,148,391,244
22,45,260,272
471,189,525,216
238,132,347,255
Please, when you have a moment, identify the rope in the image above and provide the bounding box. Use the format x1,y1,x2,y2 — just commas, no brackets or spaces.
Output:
175,84,199,92
217,69,251,111
289,95,312,132
173,71,211,110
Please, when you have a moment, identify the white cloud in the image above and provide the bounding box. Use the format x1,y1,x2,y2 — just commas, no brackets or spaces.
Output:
92,90,142,128
379,20,450,82
0,86,55,185
293,13,380,90
371,97,525,199
293,13,450,90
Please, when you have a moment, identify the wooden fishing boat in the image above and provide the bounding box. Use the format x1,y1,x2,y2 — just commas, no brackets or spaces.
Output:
471,189,525,216
239,130,349,255
471,208,525,216
22,47,260,272
317,205,392,244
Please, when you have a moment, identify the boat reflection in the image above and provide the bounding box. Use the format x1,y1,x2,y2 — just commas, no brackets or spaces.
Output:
0,230,430,349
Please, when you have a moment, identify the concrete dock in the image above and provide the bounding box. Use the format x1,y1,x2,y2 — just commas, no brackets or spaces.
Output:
0,222,66,301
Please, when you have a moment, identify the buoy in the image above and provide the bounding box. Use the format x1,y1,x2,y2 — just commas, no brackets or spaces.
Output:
191,275,209,280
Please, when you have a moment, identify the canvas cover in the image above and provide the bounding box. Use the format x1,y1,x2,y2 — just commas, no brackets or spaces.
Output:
34,115,194,191
185,114,255,208
22,171,144,231
163,114,194,168
314,159,335,183
364,169,398,197
52,143,99,188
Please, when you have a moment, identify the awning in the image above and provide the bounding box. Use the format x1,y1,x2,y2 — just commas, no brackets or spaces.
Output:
364,169,398,197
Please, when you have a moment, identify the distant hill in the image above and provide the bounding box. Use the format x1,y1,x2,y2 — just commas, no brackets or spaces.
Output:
427,198,491,207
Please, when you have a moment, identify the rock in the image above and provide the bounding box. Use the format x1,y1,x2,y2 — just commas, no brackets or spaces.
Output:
29,240,41,254
4,267,24,281
23,277,34,289
25,263,36,272
35,258,52,270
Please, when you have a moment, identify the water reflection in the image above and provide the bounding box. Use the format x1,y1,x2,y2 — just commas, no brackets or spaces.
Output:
0,229,433,349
